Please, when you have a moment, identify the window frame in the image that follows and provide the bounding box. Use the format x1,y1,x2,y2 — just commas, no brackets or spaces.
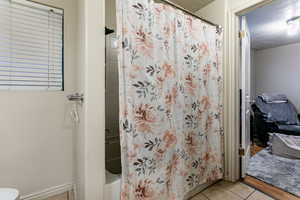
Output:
0,0,65,91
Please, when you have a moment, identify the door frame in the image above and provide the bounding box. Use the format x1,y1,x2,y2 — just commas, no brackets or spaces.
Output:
76,0,106,200
225,0,274,181
240,15,252,178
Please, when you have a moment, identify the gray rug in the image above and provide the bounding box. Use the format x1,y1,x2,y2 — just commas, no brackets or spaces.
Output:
247,149,300,197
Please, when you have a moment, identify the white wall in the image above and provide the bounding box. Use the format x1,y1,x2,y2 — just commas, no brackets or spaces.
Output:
0,0,78,197
254,43,300,111
195,0,227,26
228,0,252,9
195,0,266,25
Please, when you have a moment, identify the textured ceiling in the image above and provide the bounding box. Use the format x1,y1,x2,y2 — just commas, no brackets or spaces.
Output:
246,0,300,50
160,0,215,12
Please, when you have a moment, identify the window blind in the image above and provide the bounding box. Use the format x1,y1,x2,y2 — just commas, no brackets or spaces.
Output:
0,0,64,90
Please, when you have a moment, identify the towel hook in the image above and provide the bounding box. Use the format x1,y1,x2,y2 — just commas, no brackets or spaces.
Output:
67,93,84,104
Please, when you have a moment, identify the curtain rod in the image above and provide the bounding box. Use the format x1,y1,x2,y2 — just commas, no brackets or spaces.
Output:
157,0,222,29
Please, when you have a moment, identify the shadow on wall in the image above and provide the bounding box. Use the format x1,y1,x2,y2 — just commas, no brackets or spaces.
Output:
105,32,122,175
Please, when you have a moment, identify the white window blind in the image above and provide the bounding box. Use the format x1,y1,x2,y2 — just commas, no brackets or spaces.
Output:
0,0,64,90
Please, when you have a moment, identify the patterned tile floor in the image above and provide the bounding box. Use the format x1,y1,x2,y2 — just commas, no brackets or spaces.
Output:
190,181,274,200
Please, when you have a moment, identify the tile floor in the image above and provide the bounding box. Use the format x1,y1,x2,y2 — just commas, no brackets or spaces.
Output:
45,181,273,200
190,181,274,200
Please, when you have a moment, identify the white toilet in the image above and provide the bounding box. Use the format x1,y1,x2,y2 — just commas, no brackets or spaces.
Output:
0,188,19,200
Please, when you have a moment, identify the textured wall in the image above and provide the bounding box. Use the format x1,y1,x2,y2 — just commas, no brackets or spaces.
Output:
254,43,300,111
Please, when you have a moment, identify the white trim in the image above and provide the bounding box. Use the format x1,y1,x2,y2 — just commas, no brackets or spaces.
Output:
20,183,74,200
231,0,273,15
226,0,275,181
83,0,106,199
224,9,240,182
242,144,251,178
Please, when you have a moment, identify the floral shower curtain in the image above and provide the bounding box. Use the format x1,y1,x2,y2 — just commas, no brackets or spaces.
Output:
117,0,224,199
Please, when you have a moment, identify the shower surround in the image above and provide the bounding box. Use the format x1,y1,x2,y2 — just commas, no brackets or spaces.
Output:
117,0,224,199
105,33,122,175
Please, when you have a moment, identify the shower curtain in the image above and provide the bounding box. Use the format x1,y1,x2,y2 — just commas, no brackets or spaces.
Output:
117,0,224,199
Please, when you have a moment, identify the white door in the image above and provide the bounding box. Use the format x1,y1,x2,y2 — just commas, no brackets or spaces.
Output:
240,16,252,177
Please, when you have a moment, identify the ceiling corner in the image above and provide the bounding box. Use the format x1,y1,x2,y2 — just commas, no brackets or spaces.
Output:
166,0,215,12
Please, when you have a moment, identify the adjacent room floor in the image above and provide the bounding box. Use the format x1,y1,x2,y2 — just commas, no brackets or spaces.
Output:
248,139,300,199
250,144,264,156
247,142,300,200
247,148,300,196
244,176,300,200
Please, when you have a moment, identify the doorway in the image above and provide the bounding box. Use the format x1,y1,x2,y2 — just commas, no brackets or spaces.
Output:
237,0,300,199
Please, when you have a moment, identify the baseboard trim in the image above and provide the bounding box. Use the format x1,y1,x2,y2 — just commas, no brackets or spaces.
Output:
20,183,74,200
